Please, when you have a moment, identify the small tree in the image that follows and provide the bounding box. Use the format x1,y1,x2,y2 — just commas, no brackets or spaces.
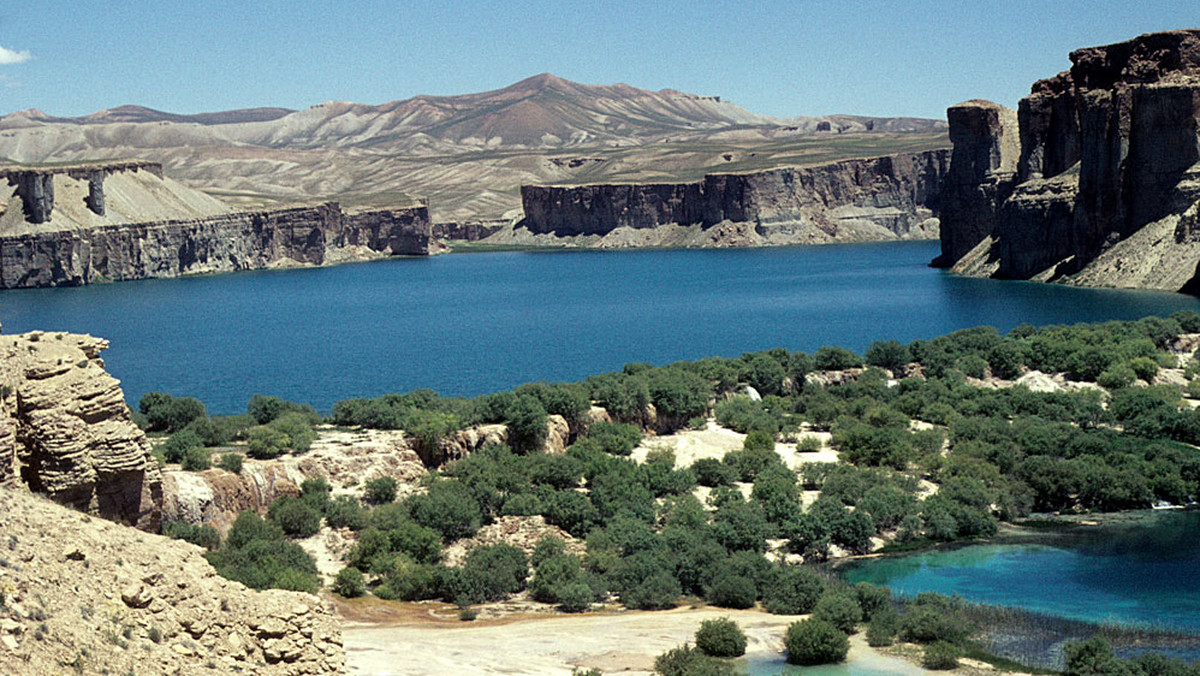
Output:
785,618,849,665
363,476,398,505
217,453,244,474
923,641,960,670
812,591,863,633
181,446,211,471
268,497,322,538
707,574,757,610
695,617,747,658
762,565,825,615
334,567,365,598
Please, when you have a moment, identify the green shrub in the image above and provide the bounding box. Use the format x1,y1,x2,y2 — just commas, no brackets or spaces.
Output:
812,591,863,633
408,480,482,540
1097,364,1137,389
161,429,203,464
693,458,735,487
206,512,319,593
762,565,825,615
854,582,892,618
866,607,899,647
185,416,236,447
900,606,969,644
363,476,398,505
325,495,367,530
140,393,207,433
334,567,365,598
695,617,747,658
654,644,736,676
181,445,211,471
216,453,244,474
814,346,862,371
706,574,757,609
797,436,823,453
557,582,593,613
268,497,322,538
621,571,681,610
245,426,292,459
299,478,332,513
587,421,643,456
268,412,316,453
248,394,317,425
1128,356,1160,382
162,521,220,550
922,641,960,670
866,340,911,371
785,618,849,665
444,543,528,605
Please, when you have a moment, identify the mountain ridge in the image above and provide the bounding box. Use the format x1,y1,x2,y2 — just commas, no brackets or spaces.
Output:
0,74,948,220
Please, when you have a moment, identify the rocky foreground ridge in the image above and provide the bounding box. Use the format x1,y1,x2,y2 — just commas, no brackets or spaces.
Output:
494,150,949,247
0,486,344,674
935,29,1200,292
0,162,435,289
0,331,162,530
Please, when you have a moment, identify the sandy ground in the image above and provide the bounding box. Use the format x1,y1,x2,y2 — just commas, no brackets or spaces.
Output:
630,420,839,470
342,607,927,676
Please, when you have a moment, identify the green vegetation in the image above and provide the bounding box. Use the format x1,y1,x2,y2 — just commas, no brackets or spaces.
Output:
204,512,319,593
176,313,1200,645
654,643,736,676
785,618,849,665
695,617,747,658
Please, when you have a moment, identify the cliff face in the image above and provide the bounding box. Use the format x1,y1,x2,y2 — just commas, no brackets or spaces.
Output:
0,331,161,530
514,150,950,246
0,162,433,288
938,30,1200,291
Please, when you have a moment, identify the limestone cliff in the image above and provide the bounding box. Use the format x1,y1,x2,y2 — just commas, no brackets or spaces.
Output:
508,150,950,247
0,162,434,288
0,487,343,674
937,29,1200,291
162,427,426,533
0,331,161,530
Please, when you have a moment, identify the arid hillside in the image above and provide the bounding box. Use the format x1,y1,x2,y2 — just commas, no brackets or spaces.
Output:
0,75,948,221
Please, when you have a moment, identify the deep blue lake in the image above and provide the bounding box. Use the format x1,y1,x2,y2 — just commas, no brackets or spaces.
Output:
843,511,1200,633
3,240,1200,414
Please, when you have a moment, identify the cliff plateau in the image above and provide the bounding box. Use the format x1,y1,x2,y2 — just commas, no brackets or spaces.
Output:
936,29,1200,292
0,162,434,288
498,150,949,248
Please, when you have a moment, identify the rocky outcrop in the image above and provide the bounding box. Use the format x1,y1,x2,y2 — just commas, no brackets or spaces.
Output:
0,486,343,674
0,331,161,530
931,101,1019,266
0,200,434,288
433,218,509,241
162,427,426,532
515,150,950,246
938,30,1200,291
3,161,162,223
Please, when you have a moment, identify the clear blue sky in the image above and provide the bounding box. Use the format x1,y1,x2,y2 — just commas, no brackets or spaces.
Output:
0,1,1196,120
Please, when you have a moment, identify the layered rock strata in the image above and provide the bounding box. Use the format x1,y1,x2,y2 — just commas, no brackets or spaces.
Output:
0,331,161,530
0,200,433,288
936,30,1200,291
515,150,950,245
0,161,434,288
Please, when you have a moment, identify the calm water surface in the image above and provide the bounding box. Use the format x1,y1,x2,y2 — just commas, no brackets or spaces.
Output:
3,241,1200,413
843,511,1200,632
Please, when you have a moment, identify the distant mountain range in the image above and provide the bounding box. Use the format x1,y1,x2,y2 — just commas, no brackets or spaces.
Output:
0,74,948,220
